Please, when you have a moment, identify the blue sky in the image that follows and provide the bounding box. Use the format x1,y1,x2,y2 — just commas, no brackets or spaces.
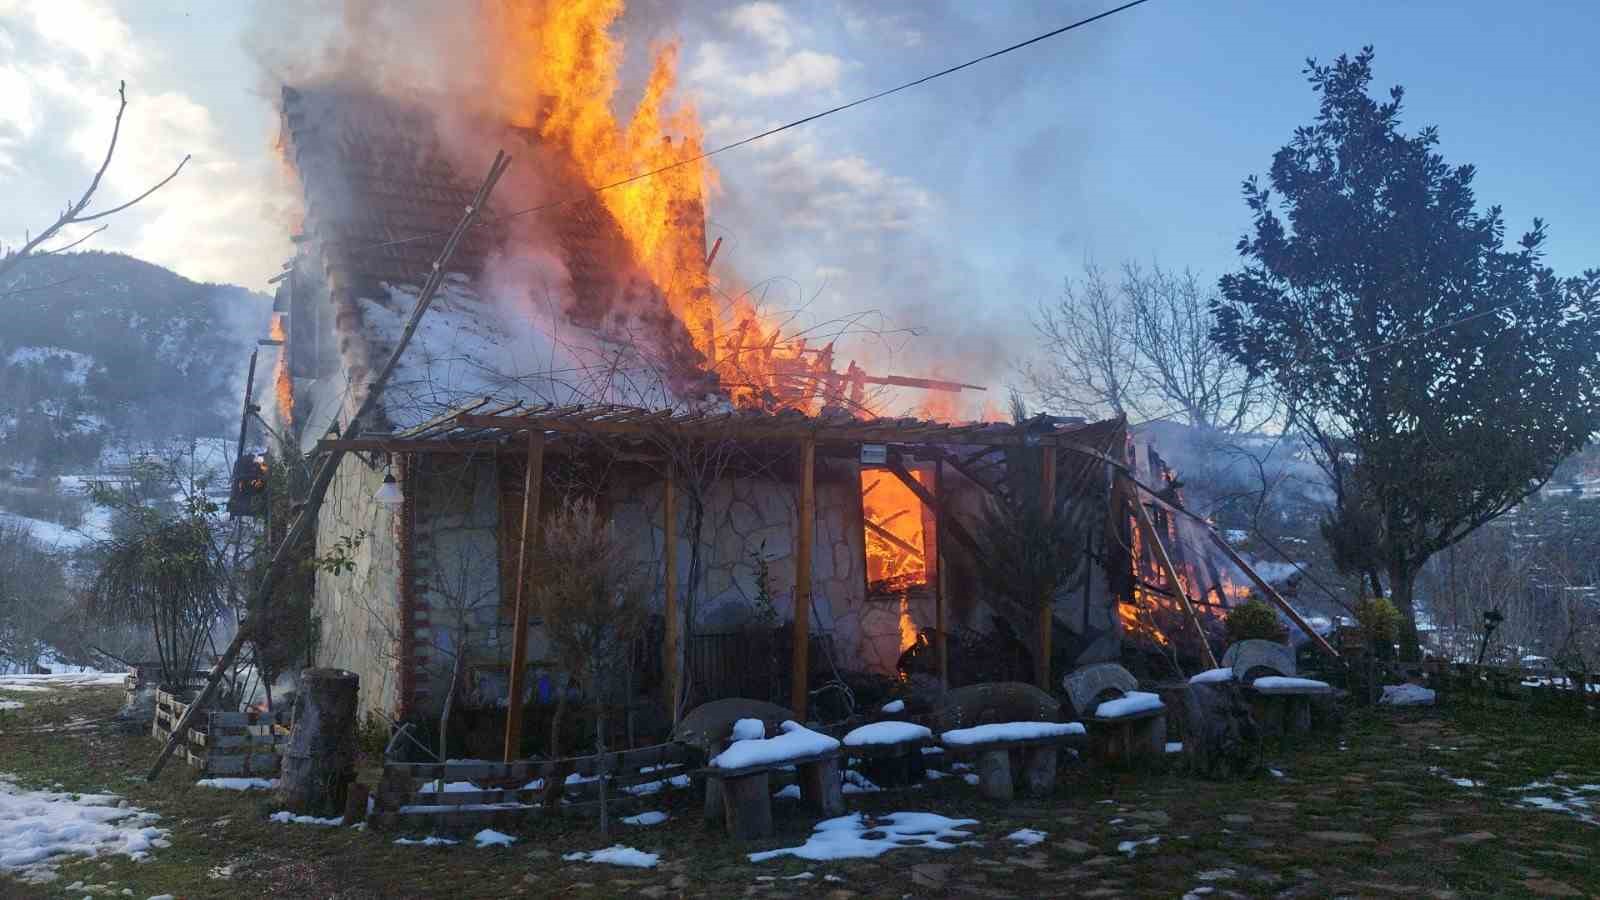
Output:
3,0,1595,397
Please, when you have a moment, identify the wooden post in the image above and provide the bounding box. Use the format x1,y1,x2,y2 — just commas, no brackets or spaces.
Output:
1126,474,1219,670
934,460,948,690
1037,448,1057,692
791,438,816,719
503,430,545,762
663,464,682,726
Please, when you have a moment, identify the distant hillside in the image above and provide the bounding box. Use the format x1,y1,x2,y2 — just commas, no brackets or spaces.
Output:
0,251,269,478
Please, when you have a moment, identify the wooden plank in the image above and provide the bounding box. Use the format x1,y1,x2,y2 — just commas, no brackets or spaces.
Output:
383,743,689,784
792,438,816,719
503,430,545,762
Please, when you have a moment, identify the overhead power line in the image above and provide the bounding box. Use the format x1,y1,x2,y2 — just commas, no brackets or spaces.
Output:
347,0,1156,255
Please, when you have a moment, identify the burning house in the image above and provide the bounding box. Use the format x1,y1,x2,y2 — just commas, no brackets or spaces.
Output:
253,14,1317,741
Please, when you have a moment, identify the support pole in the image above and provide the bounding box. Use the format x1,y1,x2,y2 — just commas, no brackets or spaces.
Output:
791,438,816,719
146,151,512,782
663,464,682,726
503,430,545,762
934,461,948,690
1126,474,1218,670
1037,447,1057,692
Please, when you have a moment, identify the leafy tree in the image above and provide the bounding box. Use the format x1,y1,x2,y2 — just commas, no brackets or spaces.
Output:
1212,48,1600,659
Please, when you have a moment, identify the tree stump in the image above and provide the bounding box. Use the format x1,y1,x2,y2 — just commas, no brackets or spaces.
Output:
976,749,1014,801
720,772,774,840
1178,682,1260,780
276,668,359,817
798,756,845,817
1020,747,1057,797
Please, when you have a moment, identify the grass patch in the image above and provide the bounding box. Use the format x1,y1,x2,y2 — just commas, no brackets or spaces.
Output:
2,687,1597,898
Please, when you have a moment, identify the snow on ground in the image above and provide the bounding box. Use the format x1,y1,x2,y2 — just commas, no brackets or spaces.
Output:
843,721,932,747
880,699,905,713
0,672,123,690
0,775,168,881
749,812,977,863
196,778,276,791
563,845,660,867
0,700,22,711
474,829,516,848
1165,742,1184,754
395,836,459,846
0,512,95,550
710,721,840,769
1380,684,1436,706
621,811,668,826
1189,667,1235,684
941,721,1084,746
1096,691,1165,718
1515,776,1599,826
1005,828,1047,846
1117,835,1161,856
268,811,343,826
1428,768,1484,789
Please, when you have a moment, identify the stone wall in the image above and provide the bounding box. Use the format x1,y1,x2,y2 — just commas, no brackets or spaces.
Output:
605,458,873,670
311,453,403,720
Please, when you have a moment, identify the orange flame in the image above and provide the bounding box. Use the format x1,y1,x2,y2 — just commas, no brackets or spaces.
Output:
490,0,719,354
270,313,293,425
861,468,931,653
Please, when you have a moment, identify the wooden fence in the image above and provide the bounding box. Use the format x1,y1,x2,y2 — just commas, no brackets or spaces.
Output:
151,689,289,777
370,742,695,832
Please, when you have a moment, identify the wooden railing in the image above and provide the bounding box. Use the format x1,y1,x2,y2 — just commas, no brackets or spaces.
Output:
369,742,696,831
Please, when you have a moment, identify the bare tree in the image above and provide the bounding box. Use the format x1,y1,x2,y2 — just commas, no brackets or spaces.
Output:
0,81,189,294
533,497,648,835
1024,261,1272,431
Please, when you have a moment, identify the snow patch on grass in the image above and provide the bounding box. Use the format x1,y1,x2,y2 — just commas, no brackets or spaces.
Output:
621,811,668,826
0,775,168,879
563,845,660,867
474,829,516,848
1005,828,1047,846
749,812,977,862
268,811,342,826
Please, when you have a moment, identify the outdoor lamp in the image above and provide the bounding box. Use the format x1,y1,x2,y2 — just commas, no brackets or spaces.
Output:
374,458,404,507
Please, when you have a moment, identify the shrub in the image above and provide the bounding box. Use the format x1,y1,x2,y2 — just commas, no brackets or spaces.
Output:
1357,596,1402,657
1225,599,1287,645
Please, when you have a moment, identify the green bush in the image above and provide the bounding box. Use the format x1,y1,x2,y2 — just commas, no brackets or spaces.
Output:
1225,600,1287,644
1357,596,1402,658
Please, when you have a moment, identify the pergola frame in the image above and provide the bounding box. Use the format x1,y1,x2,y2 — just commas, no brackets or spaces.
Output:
312,400,1335,752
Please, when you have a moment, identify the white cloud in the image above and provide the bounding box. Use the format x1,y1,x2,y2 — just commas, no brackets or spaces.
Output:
732,49,845,98
0,2,289,288
729,2,794,52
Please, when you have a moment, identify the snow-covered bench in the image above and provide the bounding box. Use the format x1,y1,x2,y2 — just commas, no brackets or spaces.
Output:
694,720,844,840
939,721,1086,801
1065,663,1168,767
1222,640,1332,738
842,720,933,787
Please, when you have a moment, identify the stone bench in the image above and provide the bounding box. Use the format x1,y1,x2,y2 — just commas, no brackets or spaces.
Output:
939,721,1086,801
841,720,933,788
1065,663,1168,767
695,749,844,840
1224,640,1332,740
